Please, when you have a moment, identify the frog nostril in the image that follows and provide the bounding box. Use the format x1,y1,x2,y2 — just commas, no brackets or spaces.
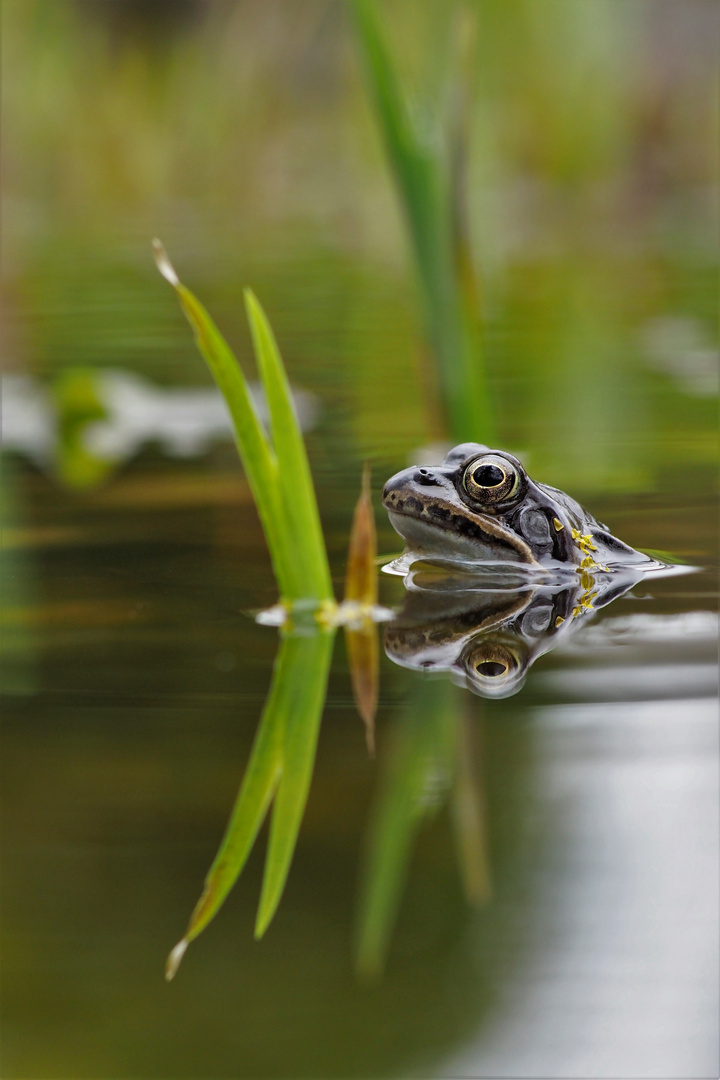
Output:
414,468,439,486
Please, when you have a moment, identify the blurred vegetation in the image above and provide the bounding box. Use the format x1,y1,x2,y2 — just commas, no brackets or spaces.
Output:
2,0,717,496
356,680,490,979
52,368,116,488
353,0,494,443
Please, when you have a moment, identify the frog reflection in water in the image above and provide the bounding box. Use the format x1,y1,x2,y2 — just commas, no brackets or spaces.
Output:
382,443,661,698
384,571,643,698
382,442,652,571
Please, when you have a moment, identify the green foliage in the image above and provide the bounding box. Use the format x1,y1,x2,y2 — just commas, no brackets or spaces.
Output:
153,240,333,604
355,680,459,979
52,369,116,488
356,678,490,978
352,0,494,444
155,243,338,975
166,628,335,978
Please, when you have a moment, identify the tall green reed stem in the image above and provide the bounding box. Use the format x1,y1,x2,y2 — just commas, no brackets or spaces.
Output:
352,0,494,444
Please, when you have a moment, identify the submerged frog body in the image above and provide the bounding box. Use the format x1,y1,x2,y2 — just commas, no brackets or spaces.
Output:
382,443,652,571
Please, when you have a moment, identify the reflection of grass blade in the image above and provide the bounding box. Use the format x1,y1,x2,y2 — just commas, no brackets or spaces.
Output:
153,241,332,603
355,734,427,981
451,712,491,905
166,635,291,978
244,290,333,602
345,628,379,757
256,628,335,937
344,464,379,753
167,628,335,978
356,680,457,979
351,0,493,443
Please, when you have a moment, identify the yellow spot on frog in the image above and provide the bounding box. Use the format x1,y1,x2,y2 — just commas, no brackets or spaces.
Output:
570,529,608,576
578,569,594,591
572,567,599,617
554,615,565,627
571,528,597,556
572,592,597,618
553,518,564,531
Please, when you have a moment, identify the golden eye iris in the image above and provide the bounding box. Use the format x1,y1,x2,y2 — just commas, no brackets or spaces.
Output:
463,455,519,504
466,642,518,681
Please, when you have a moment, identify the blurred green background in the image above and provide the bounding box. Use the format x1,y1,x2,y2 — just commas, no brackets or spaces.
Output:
3,0,717,491
1,3,718,1079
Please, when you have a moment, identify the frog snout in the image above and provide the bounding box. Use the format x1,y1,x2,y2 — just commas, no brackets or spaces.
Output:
382,466,442,506
382,468,411,507
413,468,440,486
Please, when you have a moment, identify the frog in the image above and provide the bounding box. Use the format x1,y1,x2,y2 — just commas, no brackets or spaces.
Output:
382,442,654,571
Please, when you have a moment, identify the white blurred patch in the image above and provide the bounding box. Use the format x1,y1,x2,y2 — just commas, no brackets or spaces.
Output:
0,374,56,466
0,370,319,466
557,609,717,652
537,610,718,700
641,315,718,396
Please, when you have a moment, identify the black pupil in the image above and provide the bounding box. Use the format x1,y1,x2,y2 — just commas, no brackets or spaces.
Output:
477,661,507,677
473,464,505,488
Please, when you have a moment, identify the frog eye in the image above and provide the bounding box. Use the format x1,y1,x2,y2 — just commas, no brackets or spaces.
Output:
463,455,520,504
466,643,518,682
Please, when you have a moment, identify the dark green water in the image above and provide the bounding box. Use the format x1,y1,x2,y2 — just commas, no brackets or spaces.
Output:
2,444,717,1078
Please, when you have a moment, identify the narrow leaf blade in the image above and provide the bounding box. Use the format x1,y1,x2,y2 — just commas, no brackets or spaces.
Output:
244,289,333,602
153,241,295,599
166,634,297,977
345,626,379,756
355,681,458,979
254,629,335,937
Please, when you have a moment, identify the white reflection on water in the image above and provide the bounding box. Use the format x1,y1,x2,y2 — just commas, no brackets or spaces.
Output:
539,612,718,700
539,662,718,701
0,371,318,466
557,610,718,649
441,613,718,1079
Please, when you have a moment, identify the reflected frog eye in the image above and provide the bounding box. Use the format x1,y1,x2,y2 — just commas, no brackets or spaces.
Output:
463,455,520,504
466,643,518,681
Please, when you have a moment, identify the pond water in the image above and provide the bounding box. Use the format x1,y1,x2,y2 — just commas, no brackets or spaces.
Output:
2,2,718,1076
2,426,717,1079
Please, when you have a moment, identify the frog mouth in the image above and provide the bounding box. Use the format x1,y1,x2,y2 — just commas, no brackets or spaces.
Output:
383,491,535,564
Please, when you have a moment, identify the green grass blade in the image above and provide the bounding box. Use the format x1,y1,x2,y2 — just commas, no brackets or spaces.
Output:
166,635,293,978
156,243,341,977
352,0,445,306
355,737,427,981
166,627,336,978
244,290,333,602
351,1,494,443
153,241,297,599
255,628,335,937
